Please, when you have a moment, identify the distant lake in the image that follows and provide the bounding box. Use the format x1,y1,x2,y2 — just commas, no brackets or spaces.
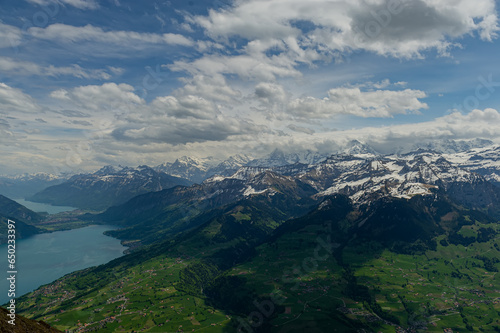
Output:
14,198,78,214
0,225,125,305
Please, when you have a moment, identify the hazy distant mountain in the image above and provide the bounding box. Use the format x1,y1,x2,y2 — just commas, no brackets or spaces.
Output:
205,154,254,178
246,148,328,167
155,156,216,183
410,138,494,154
0,173,67,200
151,139,495,184
340,139,379,156
28,166,192,211
156,155,253,183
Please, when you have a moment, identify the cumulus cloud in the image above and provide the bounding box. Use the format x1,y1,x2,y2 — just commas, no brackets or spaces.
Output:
288,86,428,118
175,74,242,103
181,0,498,80
151,95,219,120
46,82,265,147
199,0,498,56
210,108,500,157
113,91,265,145
112,116,263,145
253,81,428,119
0,83,40,114
341,109,499,153
255,82,289,107
301,108,500,154
50,83,144,113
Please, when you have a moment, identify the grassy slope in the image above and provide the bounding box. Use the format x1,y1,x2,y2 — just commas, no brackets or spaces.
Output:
0,195,45,243
16,194,316,332
16,195,500,332
222,204,500,332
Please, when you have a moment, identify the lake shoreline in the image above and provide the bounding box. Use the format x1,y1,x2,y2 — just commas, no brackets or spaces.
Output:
0,225,127,305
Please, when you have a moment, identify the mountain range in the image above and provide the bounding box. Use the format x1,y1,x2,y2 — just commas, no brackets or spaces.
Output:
20,139,500,213
88,144,500,247
9,138,500,332
28,165,192,210
0,173,67,200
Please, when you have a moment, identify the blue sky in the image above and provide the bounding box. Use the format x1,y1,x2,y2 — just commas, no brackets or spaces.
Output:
1,0,500,175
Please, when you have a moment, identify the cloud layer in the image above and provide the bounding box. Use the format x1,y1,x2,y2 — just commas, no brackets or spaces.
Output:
178,0,499,82
0,0,499,174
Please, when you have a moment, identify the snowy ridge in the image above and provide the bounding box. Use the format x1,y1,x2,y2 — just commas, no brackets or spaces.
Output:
198,147,499,206
443,145,500,185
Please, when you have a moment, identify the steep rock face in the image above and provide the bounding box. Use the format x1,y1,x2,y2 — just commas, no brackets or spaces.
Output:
29,166,192,210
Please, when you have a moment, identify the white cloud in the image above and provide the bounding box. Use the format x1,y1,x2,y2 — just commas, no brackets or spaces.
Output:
170,53,301,81
287,124,315,135
289,86,428,118
50,83,145,113
151,95,219,120
351,108,500,152
175,74,242,103
253,82,428,119
29,24,194,48
0,23,22,49
201,108,500,157
0,83,40,114
0,57,118,80
25,0,99,10
113,116,264,146
196,0,498,57
255,82,289,107
45,82,264,147
180,0,499,80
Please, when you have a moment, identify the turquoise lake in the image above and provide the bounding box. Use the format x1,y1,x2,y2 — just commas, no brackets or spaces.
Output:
13,198,78,215
0,225,126,305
